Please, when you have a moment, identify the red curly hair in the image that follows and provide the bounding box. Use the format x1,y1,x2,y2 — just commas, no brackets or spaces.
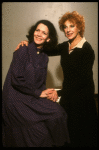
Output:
59,11,85,37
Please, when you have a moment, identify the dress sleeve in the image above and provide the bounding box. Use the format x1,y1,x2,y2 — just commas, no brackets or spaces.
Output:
45,43,63,56
11,46,42,98
79,44,95,84
57,90,62,97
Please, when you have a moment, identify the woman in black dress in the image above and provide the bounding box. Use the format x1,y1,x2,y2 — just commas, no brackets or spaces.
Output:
2,20,70,147
16,11,97,147
48,11,98,147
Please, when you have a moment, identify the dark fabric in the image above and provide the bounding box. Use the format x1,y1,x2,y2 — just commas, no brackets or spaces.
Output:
2,42,70,147
47,41,98,147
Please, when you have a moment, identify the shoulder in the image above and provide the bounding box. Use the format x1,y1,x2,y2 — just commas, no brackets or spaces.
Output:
13,42,35,58
81,41,95,60
59,41,68,47
82,41,94,54
13,45,28,61
28,41,36,50
14,45,28,56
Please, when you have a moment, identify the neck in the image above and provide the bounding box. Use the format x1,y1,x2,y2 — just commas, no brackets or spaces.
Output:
34,42,43,50
36,45,43,49
69,34,82,47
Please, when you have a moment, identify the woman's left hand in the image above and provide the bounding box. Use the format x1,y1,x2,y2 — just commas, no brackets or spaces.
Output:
47,90,58,102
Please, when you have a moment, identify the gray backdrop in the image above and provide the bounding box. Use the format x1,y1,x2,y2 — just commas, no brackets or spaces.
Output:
2,2,98,93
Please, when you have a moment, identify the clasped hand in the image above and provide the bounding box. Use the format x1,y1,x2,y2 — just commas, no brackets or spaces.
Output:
40,89,58,102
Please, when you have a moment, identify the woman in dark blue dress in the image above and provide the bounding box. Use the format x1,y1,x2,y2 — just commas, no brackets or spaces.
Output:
15,12,97,147
2,20,70,147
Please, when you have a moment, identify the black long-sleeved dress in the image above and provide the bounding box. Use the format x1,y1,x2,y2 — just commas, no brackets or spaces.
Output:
46,40,97,147
2,42,70,147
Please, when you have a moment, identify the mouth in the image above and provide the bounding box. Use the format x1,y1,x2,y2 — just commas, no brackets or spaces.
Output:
67,33,73,37
35,37,42,42
35,37,43,41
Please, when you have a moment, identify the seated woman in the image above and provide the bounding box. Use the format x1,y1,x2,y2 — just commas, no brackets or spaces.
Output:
2,20,70,147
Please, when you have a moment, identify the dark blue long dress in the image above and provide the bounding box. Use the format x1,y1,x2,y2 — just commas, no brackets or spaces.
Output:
2,42,70,147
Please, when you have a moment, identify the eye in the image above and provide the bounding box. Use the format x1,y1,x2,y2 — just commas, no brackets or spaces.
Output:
63,25,67,29
36,29,39,31
70,25,75,28
43,32,47,35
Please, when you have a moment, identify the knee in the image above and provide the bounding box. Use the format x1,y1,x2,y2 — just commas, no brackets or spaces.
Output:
54,104,67,120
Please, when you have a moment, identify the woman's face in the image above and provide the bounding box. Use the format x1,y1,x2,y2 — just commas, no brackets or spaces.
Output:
34,23,50,49
63,20,80,40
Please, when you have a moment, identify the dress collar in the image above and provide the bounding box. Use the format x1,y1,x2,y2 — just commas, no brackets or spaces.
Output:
33,41,43,54
68,37,86,54
68,37,86,49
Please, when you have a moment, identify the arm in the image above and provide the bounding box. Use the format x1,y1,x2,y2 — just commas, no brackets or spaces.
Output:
12,45,45,98
44,43,62,56
12,45,57,99
15,41,62,56
78,44,95,85
12,45,41,98
57,90,62,97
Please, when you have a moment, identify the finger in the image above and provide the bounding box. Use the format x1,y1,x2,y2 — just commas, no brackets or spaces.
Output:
47,92,58,102
47,96,54,101
48,93,57,99
22,42,24,47
15,46,19,51
47,95,52,99
52,94,58,102
49,95,56,102
47,93,54,98
16,43,21,50
25,40,28,46
49,92,57,98
20,41,24,47
47,89,55,94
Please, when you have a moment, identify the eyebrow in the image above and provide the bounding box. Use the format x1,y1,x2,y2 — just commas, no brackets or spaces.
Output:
36,28,49,34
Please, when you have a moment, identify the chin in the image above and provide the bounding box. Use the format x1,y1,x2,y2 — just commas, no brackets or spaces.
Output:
34,41,43,45
67,35,77,41
34,41,43,48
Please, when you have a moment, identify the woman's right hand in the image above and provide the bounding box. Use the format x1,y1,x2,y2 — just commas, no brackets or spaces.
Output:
40,89,54,98
15,40,28,51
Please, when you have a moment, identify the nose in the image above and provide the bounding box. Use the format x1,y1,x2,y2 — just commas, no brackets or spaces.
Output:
67,27,70,32
37,31,42,37
64,27,70,33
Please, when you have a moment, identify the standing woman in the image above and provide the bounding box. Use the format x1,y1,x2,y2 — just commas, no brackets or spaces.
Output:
2,20,70,147
57,11,97,147
16,11,97,147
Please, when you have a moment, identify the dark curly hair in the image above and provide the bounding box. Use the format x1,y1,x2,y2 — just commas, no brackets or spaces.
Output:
26,20,58,51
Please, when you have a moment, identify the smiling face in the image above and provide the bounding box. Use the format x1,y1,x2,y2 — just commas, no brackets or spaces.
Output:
34,23,50,49
63,20,80,40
